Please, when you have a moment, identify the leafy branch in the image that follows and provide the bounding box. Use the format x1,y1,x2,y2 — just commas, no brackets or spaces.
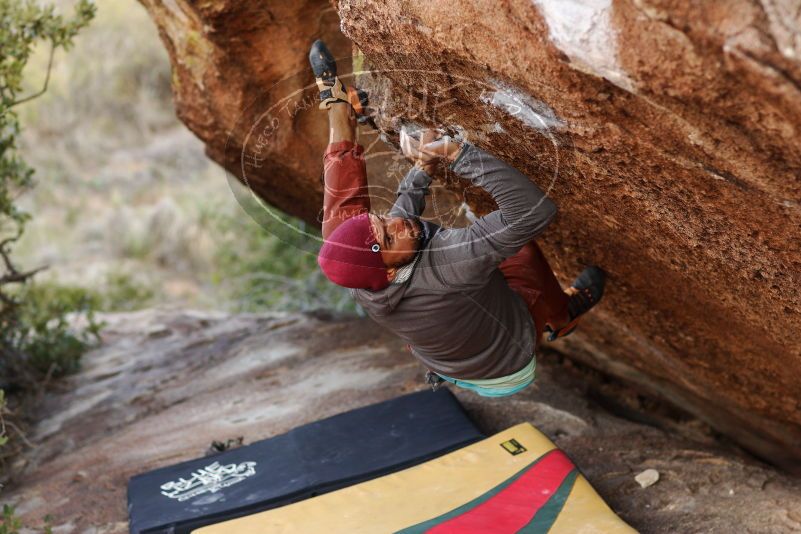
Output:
8,44,54,109
0,0,98,498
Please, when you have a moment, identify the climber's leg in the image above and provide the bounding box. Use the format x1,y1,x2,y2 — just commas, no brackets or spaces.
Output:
499,241,570,346
545,266,606,341
311,38,373,239
328,101,357,144
321,105,368,238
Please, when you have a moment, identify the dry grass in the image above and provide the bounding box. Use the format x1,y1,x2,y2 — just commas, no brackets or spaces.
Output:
14,0,354,313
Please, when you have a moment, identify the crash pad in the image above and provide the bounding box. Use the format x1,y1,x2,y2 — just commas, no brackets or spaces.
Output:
194,422,636,534
127,389,482,534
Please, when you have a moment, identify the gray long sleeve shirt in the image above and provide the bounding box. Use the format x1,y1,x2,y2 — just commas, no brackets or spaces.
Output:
352,143,557,379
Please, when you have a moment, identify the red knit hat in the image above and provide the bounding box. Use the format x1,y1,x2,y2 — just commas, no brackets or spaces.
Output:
318,212,390,291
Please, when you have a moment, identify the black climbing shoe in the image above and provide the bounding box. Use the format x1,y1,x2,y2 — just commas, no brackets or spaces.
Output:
204,436,244,457
308,39,370,117
309,39,338,82
546,266,606,342
425,370,445,392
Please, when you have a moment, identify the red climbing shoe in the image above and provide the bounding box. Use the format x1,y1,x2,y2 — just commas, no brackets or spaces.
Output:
308,39,370,116
545,266,606,342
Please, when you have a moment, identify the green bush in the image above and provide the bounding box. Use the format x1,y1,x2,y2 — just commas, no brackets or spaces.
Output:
210,200,358,314
14,282,103,379
0,504,22,534
100,270,155,311
0,0,98,512
0,502,53,534
0,273,150,388
1,0,98,391
0,0,98,388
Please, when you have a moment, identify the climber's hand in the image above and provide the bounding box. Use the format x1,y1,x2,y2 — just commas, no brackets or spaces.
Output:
400,128,461,173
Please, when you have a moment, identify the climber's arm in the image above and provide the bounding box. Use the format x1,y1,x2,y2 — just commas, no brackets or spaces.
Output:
429,143,557,286
388,163,433,219
390,132,462,219
321,142,371,240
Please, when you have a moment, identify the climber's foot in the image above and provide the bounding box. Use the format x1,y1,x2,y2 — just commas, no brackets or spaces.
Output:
309,39,337,80
545,266,606,342
309,39,371,117
309,39,348,110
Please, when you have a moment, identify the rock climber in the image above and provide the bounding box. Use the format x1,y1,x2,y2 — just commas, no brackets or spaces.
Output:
310,40,605,397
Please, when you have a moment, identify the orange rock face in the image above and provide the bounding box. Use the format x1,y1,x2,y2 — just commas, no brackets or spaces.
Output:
136,0,349,224
139,0,801,472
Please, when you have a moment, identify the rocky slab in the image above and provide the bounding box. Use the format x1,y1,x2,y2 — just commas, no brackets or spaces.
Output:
2,310,801,533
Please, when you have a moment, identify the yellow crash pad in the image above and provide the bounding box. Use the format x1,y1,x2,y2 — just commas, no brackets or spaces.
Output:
194,423,636,534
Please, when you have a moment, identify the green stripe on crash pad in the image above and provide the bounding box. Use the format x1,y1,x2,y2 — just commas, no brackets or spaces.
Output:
518,469,579,533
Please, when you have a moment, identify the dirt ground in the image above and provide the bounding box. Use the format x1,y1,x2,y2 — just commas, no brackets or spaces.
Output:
2,309,800,533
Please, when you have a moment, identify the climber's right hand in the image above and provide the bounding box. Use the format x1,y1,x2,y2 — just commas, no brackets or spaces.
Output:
400,128,461,170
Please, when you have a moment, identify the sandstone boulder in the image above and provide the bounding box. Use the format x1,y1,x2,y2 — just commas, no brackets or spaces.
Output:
138,0,801,472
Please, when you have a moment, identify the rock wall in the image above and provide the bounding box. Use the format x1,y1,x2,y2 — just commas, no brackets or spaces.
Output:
138,0,801,472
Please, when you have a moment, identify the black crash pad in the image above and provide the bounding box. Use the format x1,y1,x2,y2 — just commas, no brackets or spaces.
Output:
127,389,482,534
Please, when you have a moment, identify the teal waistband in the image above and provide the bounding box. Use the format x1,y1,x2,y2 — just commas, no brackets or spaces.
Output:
436,357,536,398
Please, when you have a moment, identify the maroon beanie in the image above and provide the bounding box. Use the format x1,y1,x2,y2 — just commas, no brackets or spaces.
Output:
318,212,390,291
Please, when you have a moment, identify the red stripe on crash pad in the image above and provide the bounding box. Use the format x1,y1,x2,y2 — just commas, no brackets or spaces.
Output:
426,449,575,534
